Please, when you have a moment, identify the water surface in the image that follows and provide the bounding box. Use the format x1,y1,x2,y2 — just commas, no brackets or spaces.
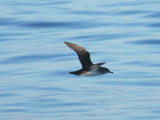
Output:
1,0,160,120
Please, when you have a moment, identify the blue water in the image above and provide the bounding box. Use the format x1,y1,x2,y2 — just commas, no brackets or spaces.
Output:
1,0,160,120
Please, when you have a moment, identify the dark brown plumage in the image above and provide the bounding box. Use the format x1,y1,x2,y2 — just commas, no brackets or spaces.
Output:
64,42,113,76
64,42,93,70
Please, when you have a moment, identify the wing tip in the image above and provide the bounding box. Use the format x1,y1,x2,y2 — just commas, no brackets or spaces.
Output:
64,41,88,53
64,41,72,46
64,41,68,44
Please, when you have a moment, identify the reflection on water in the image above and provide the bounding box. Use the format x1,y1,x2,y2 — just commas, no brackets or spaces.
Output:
1,0,160,120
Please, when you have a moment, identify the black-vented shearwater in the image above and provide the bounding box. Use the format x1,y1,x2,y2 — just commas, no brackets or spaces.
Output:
64,42,113,76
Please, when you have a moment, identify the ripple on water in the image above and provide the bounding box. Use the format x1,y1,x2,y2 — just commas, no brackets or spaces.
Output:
102,1,160,7
1,109,28,113
0,53,72,64
123,61,160,67
144,12,160,18
22,21,110,29
112,10,148,15
0,18,17,26
96,80,160,87
13,85,75,92
71,32,141,41
128,39,160,45
0,93,18,97
71,11,108,16
1,18,110,29
149,23,160,28
1,0,160,119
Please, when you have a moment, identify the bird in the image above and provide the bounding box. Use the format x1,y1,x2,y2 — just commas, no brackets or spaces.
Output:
64,42,113,76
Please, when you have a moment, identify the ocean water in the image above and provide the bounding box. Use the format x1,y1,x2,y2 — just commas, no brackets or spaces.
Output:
1,0,160,120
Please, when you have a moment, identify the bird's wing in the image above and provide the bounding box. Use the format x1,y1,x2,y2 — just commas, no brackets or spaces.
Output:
64,42,93,69
95,62,106,66
89,62,106,70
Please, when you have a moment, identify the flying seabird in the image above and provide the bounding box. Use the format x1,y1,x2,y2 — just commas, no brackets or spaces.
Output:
64,42,113,76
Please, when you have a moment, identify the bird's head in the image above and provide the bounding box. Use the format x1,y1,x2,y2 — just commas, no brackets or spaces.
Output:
101,67,113,74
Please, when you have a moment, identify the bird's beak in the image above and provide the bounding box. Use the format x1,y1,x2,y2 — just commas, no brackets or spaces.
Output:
110,71,114,74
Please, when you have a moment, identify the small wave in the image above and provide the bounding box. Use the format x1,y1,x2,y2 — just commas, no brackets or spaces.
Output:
129,39,160,45
71,11,108,16
144,12,160,18
71,32,139,41
0,53,69,64
149,23,160,28
22,21,109,29
0,93,18,97
113,10,148,15
97,80,160,87
123,61,160,67
1,109,28,113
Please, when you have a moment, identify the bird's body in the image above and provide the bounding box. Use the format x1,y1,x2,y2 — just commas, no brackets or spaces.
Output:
64,42,113,76
70,67,110,76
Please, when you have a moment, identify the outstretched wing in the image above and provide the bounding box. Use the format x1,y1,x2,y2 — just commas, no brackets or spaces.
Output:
64,42,93,69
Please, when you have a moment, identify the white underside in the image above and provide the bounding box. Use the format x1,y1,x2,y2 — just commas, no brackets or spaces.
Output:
79,65,107,76
80,69,102,76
